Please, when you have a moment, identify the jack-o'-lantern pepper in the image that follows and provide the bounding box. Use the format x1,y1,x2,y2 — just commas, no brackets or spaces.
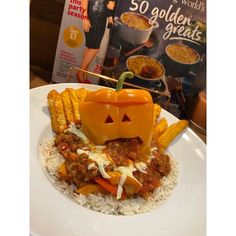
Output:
79,72,154,148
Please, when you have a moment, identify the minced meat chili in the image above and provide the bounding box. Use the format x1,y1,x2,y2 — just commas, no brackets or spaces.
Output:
55,132,85,154
104,138,145,166
54,132,98,187
133,152,171,198
54,132,171,198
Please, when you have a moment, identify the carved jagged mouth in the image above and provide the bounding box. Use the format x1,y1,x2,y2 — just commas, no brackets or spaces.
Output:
105,136,142,142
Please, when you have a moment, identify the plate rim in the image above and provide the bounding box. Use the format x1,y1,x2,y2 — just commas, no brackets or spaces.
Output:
30,83,206,236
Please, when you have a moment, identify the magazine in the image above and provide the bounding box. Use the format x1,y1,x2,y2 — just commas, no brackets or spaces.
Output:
52,0,116,84
101,0,206,119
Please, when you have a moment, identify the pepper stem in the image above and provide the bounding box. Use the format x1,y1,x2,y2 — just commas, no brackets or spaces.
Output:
115,71,134,92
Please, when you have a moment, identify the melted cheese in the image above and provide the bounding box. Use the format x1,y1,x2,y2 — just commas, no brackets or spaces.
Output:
77,149,90,155
115,165,141,199
76,144,111,179
94,145,106,150
147,147,158,161
67,123,89,143
88,152,111,179
117,174,127,200
134,162,147,174
116,165,135,177
87,162,97,170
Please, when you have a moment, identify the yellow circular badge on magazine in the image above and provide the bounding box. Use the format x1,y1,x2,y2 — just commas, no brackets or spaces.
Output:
63,26,83,48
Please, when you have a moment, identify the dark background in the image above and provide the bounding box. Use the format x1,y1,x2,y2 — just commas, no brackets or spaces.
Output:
30,0,64,83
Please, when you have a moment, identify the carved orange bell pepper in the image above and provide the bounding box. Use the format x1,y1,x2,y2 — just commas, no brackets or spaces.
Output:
79,72,154,148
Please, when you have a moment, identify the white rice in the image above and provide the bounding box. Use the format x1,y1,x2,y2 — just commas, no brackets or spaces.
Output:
39,139,179,215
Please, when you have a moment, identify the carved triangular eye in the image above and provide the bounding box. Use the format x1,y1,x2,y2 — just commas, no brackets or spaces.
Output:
105,115,114,123
121,114,131,122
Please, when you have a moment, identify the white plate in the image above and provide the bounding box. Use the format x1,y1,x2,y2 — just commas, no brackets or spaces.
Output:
30,83,206,236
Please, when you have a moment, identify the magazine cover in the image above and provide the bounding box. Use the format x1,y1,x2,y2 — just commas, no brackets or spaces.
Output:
101,0,206,120
52,0,117,83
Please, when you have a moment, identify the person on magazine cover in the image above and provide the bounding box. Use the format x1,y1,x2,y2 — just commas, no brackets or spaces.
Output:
77,0,116,82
